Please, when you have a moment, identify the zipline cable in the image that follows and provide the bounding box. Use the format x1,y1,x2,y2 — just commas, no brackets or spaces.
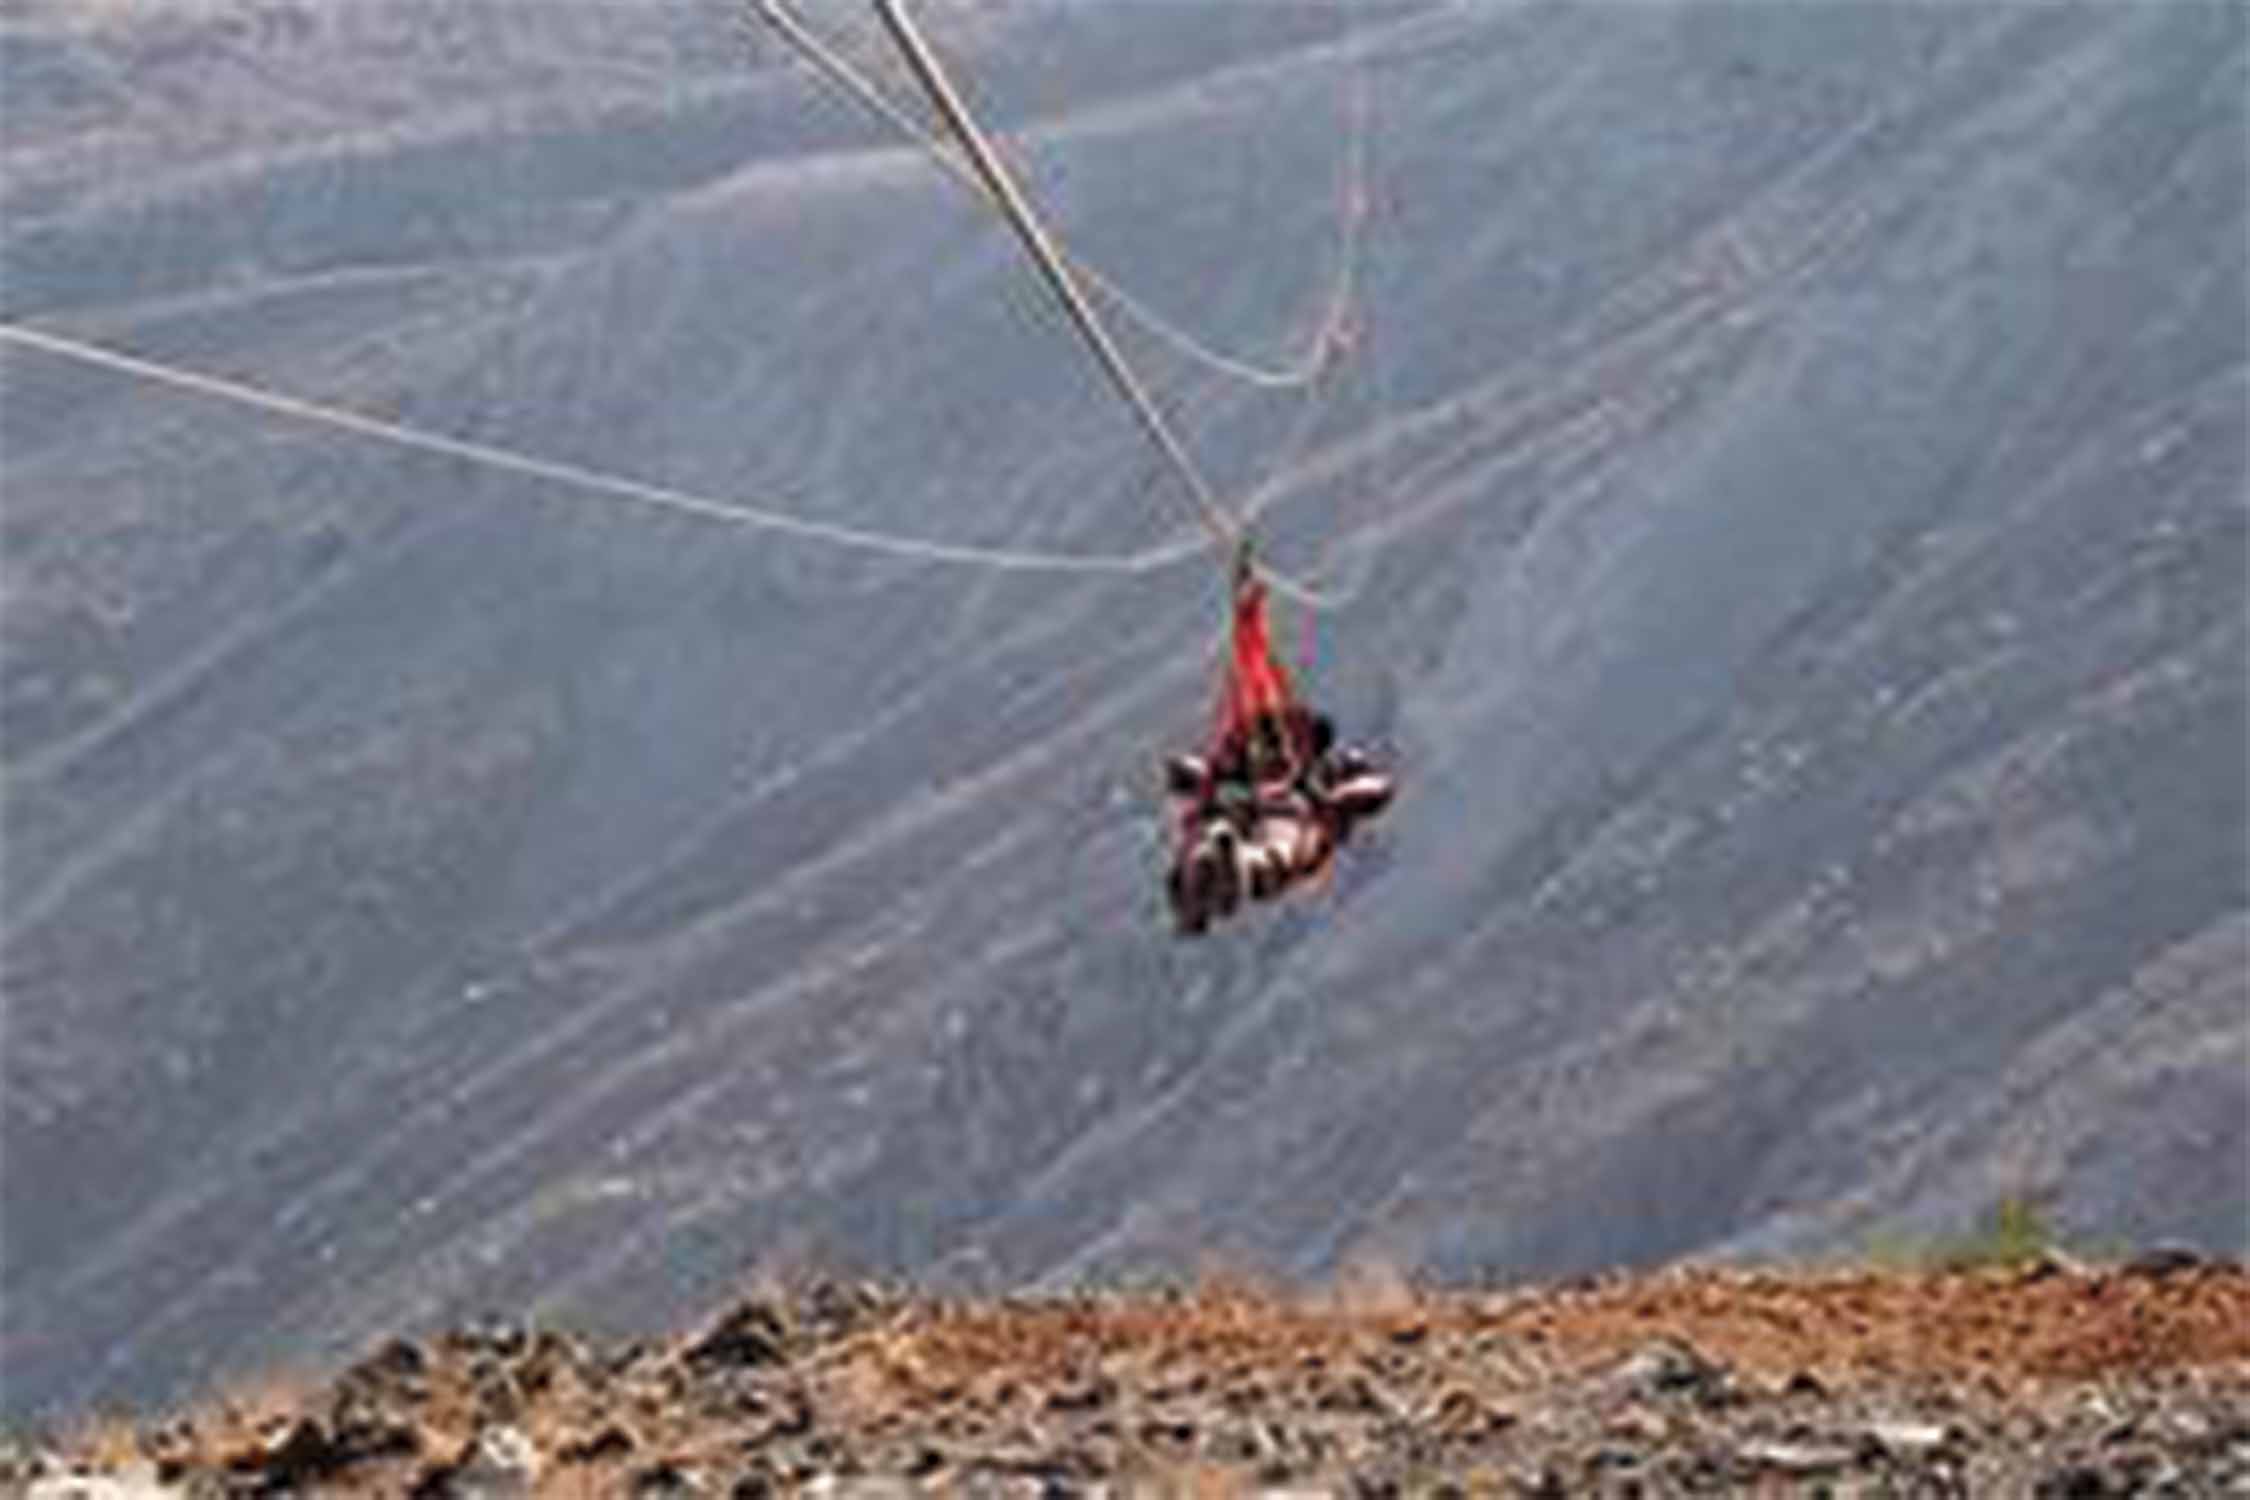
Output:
748,0,1363,394
872,0,1241,565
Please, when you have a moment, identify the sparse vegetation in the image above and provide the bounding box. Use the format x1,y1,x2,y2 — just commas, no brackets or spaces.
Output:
1862,1192,2112,1272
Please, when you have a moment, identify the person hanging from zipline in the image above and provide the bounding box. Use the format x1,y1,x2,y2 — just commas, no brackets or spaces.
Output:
861,0,1391,936
1165,544,1395,936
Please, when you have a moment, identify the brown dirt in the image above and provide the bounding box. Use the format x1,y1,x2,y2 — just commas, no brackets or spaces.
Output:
876,1260,2250,1391
15,1257,2250,1496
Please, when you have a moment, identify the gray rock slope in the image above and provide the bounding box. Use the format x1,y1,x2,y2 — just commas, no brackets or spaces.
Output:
2,0,2241,1417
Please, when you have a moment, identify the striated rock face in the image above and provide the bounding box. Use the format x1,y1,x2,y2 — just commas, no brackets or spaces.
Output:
15,1267,2250,1495
4,0,2243,1420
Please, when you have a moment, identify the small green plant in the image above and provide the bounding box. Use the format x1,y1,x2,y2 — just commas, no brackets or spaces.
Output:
1945,1194,2060,1269
1865,1193,2070,1271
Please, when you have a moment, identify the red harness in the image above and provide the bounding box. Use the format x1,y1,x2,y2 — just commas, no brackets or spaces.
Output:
1208,575,1304,765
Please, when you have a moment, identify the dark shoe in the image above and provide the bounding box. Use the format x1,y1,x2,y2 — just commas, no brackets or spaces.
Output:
1330,771,1394,826
1165,754,1210,798
1331,745,1374,779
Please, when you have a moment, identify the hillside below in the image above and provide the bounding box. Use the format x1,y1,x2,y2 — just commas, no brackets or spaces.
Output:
5,0,2243,1424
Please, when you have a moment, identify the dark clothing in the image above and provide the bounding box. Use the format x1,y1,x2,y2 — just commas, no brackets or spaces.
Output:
1165,714,1394,934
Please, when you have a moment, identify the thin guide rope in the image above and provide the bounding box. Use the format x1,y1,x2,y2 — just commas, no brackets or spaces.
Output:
0,322,1202,576
0,323,1357,604
749,0,1362,394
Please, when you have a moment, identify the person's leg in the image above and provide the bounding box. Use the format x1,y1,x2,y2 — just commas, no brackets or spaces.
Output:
1295,816,1338,883
1239,831,1279,901
1255,815,1310,900
1207,823,1243,918
1169,854,1208,935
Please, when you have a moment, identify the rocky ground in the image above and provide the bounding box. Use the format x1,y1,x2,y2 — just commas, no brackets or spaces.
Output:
12,1252,2249,1497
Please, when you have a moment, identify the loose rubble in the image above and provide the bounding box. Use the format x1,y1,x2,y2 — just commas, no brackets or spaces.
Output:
13,1260,2248,1495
